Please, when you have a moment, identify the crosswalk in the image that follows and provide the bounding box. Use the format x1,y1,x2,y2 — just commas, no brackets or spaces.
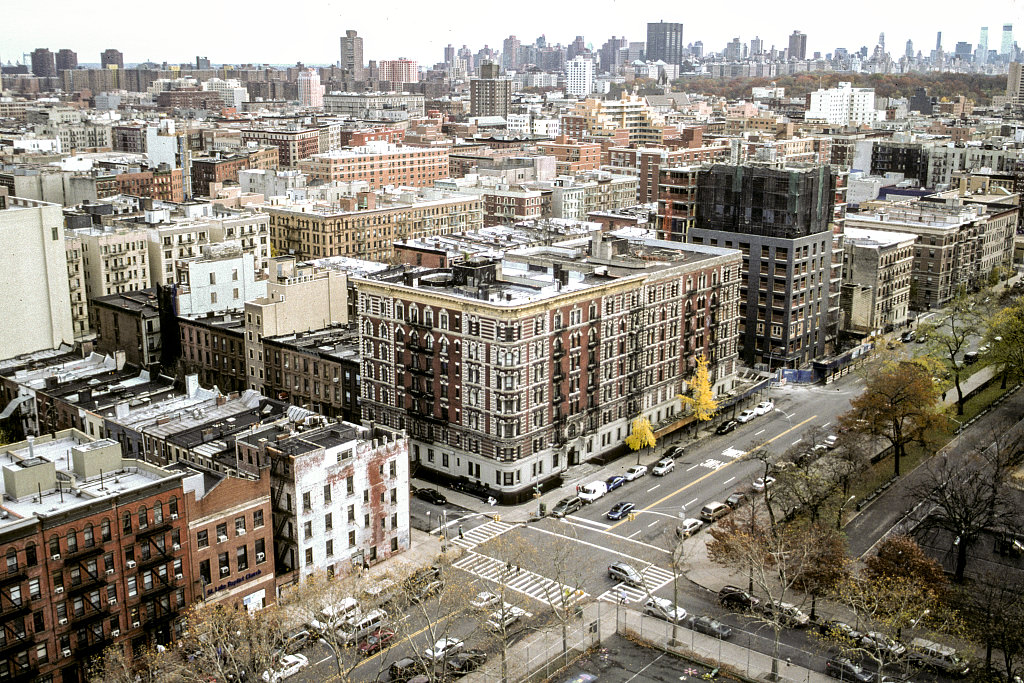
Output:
450,519,520,550
453,551,588,609
596,564,677,605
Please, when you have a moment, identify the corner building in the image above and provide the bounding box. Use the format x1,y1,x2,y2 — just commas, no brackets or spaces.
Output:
356,231,740,503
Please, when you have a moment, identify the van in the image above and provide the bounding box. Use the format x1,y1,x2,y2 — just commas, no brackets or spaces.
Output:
909,637,970,676
700,502,730,522
362,579,397,606
551,496,583,517
309,596,359,632
964,351,980,365
578,481,608,503
340,608,387,643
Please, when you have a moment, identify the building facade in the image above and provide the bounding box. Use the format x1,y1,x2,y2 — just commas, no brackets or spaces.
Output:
841,227,915,334
297,142,448,189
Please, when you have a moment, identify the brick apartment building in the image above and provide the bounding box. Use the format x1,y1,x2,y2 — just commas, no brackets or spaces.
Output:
177,312,248,394
240,128,321,168
536,137,602,176
113,167,184,203
356,231,740,503
298,142,449,189
190,148,279,198
0,431,192,682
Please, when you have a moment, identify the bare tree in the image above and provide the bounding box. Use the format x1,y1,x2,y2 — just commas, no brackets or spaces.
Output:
173,602,287,683
88,643,182,683
539,521,588,668
918,293,983,415
957,571,1024,682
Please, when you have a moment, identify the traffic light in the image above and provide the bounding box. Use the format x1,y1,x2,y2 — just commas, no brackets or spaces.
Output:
532,484,541,499
627,512,637,522
494,515,501,522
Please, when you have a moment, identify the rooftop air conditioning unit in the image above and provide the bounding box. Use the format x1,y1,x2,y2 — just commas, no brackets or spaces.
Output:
54,586,64,594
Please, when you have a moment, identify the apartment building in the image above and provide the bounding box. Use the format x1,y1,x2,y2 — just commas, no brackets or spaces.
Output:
65,235,90,341
846,200,1017,309
0,430,191,682
183,469,275,609
89,289,162,369
190,148,279,197
0,196,73,362
841,227,916,334
379,59,419,85
66,225,150,300
239,128,321,168
356,231,740,503
538,172,639,221
689,163,840,368
113,167,184,203
606,143,731,203
298,142,449,189
171,247,266,317
322,92,425,119
536,137,602,176
561,94,673,147
176,313,247,394
263,187,482,260
235,422,409,578
656,165,701,242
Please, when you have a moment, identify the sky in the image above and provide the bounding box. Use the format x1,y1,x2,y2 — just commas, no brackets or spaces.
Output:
4,0,1020,68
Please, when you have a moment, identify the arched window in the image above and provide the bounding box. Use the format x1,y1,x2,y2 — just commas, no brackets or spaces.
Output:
101,519,111,542
395,328,404,343
48,535,60,557
395,303,404,320
122,512,132,535
24,543,36,567
439,312,448,330
66,529,78,554
6,549,18,574
137,506,148,530
168,497,179,518
83,524,94,548
153,502,163,525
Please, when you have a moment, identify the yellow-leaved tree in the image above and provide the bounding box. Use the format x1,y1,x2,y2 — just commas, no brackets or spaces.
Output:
625,413,656,464
678,354,719,422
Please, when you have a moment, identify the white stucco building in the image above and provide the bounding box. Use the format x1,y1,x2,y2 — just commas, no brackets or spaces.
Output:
566,57,594,98
806,82,879,127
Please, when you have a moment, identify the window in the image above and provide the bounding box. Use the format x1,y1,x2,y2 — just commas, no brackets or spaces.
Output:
218,553,230,576
302,492,311,511
6,551,16,574
235,517,246,535
325,513,333,531
101,520,111,542
253,510,264,528
255,538,266,564
326,540,334,557
127,576,137,598
347,505,355,522
303,522,312,540
236,546,248,572
323,484,332,504
216,523,227,541
66,530,77,554
199,560,210,585
304,548,313,565
28,578,40,600
197,530,209,549
348,530,356,547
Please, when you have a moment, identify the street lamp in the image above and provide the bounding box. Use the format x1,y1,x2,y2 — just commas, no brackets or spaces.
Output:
836,495,855,531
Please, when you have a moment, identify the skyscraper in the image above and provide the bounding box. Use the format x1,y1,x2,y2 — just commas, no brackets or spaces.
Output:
297,68,324,108
750,37,763,56
55,49,77,71
502,35,521,70
905,40,914,59
936,32,942,52
788,31,807,60
340,30,365,80
646,21,684,65
30,48,55,77
444,44,455,65
1008,62,1024,106
470,62,511,117
565,56,594,97
100,49,123,69
978,27,989,64
1002,24,1014,56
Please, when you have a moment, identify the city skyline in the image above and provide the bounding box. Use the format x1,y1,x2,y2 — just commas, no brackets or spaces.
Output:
3,0,1018,68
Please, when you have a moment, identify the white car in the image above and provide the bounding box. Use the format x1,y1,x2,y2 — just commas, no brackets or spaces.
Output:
652,458,675,476
677,518,702,538
752,476,776,492
425,637,464,660
755,400,774,415
470,591,500,610
262,654,309,682
643,596,687,623
486,604,528,631
737,409,757,423
624,465,648,481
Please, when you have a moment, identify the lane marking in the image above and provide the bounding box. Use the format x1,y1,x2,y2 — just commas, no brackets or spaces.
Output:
532,522,670,557
627,530,643,539
647,521,659,528
566,515,610,530
685,498,698,509
606,415,819,531
723,477,735,485
315,655,332,666
646,484,660,493
686,464,699,471
791,439,801,445
755,429,765,435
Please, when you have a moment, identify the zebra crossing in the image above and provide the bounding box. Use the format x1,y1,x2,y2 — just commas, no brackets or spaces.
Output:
453,551,588,608
450,519,520,550
597,564,677,605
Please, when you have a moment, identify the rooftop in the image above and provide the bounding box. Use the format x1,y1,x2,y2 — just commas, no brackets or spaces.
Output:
264,324,360,364
844,227,920,248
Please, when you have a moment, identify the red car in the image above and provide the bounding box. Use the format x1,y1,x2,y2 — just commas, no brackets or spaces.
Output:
358,628,395,655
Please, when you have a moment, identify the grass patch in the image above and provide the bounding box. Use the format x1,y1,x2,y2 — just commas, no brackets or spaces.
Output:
945,379,1014,425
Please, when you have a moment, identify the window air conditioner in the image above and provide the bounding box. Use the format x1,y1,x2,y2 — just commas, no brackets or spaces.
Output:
175,573,183,580
126,560,136,569
132,621,140,628
111,629,120,637
256,552,265,562
54,586,64,594
58,618,67,625
106,568,115,575
52,554,61,561
62,648,71,657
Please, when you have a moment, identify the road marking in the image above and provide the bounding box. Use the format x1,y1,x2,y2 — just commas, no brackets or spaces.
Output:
315,655,332,666
723,477,735,485
754,429,765,435
822,421,831,427
606,414,819,531
528,523,670,558
686,464,699,471
355,610,458,669
791,439,801,445
566,515,610,530
647,521,659,527
646,484,660,492
628,530,643,539
685,498,697,509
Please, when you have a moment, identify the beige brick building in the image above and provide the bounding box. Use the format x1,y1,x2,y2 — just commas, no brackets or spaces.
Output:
297,142,448,189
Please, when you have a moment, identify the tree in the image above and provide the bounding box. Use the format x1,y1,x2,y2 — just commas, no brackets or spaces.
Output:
707,505,826,679
863,535,947,592
679,354,719,422
984,299,1024,389
772,430,842,524
840,358,944,476
174,602,287,683
957,572,1024,682
537,523,588,669
912,438,1022,582
88,644,181,683
625,413,656,465
791,525,849,620
919,293,983,415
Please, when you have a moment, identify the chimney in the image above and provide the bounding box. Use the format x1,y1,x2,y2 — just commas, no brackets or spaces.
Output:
185,374,200,398
114,402,129,420
114,349,126,371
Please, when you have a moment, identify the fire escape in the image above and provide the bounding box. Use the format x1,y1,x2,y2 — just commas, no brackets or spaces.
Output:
0,567,35,682
135,520,179,644
625,291,646,417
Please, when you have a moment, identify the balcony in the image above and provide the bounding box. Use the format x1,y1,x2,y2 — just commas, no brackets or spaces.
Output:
0,570,26,590
68,574,106,597
66,543,104,563
0,602,29,621
71,605,109,628
136,520,172,539
0,635,31,658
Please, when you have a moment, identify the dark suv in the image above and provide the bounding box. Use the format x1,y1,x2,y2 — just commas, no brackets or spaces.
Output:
718,585,761,611
825,657,873,683
551,496,583,518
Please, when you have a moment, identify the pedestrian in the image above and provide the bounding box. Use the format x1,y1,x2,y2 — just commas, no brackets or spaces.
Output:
515,564,521,575
458,525,464,539
506,560,512,574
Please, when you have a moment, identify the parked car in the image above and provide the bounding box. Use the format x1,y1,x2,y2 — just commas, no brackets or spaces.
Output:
470,591,500,610
755,400,775,415
916,333,928,343
752,476,776,492
607,501,635,520
261,654,309,682
677,518,702,538
762,600,810,627
900,330,916,343
825,657,874,683
823,434,839,450
652,458,675,476
725,491,747,508
487,605,528,631
964,351,980,365
860,631,906,659
578,481,608,502
664,445,685,459
700,502,730,522
643,596,687,623
280,629,312,655
909,637,970,676
406,565,441,588
357,628,395,655
388,658,424,682
415,488,448,505
608,562,645,587
551,496,584,518
737,409,757,423
447,649,487,673
424,637,464,661
624,465,648,481
409,579,444,604
688,615,733,639
718,585,761,611
818,619,863,643
716,420,739,435
606,475,626,491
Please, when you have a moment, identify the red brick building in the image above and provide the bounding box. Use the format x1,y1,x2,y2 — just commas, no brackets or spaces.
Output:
298,143,449,189
338,126,405,148
240,128,321,168
113,168,184,202
536,136,602,176
156,89,224,110
190,148,279,197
